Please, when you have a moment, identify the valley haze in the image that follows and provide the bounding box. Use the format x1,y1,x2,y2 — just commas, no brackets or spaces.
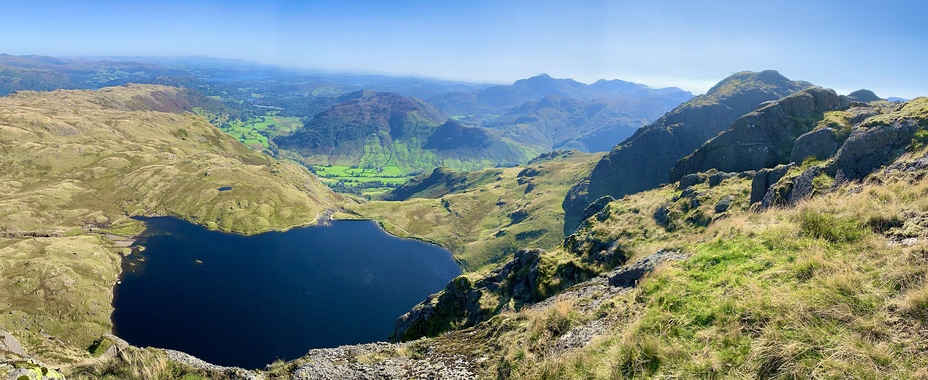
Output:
0,0,925,98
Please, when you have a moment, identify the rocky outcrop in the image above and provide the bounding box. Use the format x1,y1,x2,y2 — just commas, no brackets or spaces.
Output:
608,250,688,287
789,127,842,164
563,70,812,233
578,196,615,224
0,330,66,380
670,87,848,181
0,331,25,360
393,248,597,342
751,164,793,205
757,166,827,209
826,119,922,180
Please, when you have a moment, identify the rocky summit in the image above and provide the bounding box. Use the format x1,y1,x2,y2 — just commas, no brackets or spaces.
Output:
562,70,811,233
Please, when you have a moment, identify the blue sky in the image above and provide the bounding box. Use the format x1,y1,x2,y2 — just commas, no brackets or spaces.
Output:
3,0,926,98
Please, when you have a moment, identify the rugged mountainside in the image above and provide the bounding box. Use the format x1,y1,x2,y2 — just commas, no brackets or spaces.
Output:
486,95,682,153
0,85,339,374
670,86,850,180
275,90,533,171
562,70,812,232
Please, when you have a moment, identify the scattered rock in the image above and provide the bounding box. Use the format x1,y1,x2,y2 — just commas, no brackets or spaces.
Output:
164,349,261,380
0,330,26,359
715,195,733,213
653,204,671,227
679,173,706,190
886,150,928,174
609,250,688,287
4,360,65,380
751,164,793,204
708,172,735,187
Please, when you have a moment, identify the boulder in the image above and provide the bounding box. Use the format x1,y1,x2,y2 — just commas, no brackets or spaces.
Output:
0,330,26,359
609,250,688,287
790,127,841,164
751,164,793,204
786,166,823,204
708,172,736,187
715,195,733,213
653,204,671,227
679,173,706,190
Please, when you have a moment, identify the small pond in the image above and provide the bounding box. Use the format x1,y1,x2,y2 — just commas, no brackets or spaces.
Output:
112,217,460,368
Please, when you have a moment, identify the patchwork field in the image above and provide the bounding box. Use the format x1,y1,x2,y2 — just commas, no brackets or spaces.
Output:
217,114,303,150
313,165,415,197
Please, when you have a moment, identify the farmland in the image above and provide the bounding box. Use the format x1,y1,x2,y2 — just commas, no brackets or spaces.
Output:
312,164,416,197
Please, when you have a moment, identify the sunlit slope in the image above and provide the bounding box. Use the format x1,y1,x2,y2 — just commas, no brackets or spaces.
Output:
0,84,340,236
344,151,601,270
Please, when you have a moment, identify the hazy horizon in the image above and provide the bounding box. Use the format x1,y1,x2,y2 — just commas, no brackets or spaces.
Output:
2,0,926,98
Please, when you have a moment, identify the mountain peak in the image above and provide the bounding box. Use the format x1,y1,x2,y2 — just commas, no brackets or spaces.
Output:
707,70,794,95
847,89,881,102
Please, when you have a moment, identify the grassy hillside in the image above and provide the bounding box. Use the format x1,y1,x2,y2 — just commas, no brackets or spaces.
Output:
486,152,928,378
343,150,602,271
0,84,340,370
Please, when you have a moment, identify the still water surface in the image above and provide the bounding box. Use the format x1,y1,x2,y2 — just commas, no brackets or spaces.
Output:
112,217,460,368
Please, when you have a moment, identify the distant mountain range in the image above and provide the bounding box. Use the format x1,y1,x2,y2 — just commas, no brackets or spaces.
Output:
486,95,686,153
0,54,694,178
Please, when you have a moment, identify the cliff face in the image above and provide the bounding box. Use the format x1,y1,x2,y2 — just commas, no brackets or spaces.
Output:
669,87,849,180
562,70,811,233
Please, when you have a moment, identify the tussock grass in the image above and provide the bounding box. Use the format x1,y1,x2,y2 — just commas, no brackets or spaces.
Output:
490,169,928,378
68,347,231,380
